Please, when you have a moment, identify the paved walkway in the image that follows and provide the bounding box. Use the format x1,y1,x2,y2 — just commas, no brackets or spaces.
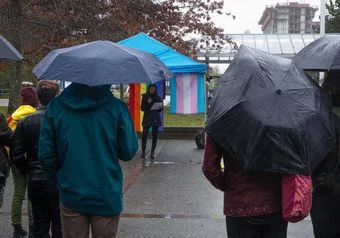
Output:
0,99,8,107
0,140,314,237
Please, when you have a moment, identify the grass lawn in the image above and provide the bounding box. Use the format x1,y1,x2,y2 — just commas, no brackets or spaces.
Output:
163,106,204,127
113,93,205,127
0,105,205,127
0,106,7,115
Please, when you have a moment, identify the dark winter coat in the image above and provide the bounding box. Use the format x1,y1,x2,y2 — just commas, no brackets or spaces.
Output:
313,113,340,197
141,85,163,127
10,107,48,187
0,113,12,179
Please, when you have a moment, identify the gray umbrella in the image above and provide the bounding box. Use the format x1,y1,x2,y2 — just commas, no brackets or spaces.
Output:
293,35,340,71
0,35,24,60
32,40,175,86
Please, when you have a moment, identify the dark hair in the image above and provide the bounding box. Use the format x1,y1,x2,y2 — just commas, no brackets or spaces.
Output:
36,80,60,106
148,84,157,93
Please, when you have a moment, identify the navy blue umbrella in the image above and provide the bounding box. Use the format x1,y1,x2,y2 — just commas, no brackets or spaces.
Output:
0,35,24,60
32,40,175,86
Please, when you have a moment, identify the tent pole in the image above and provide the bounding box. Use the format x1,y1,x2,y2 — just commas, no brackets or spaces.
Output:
204,56,210,146
204,73,207,126
204,56,210,127
203,73,207,146
319,0,326,85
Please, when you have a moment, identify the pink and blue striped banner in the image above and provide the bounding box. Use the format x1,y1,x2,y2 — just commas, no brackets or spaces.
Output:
170,73,204,114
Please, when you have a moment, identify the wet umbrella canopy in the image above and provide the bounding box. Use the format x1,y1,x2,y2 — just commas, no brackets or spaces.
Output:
293,35,340,71
32,40,175,86
0,35,24,60
206,45,336,175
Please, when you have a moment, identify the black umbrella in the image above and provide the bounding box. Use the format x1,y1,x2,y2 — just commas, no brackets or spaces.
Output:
293,35,340,71
205,45,336,176
0,35,24,60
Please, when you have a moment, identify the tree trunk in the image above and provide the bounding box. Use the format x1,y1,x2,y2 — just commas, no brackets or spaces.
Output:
7,61,22,115
7,0,22,115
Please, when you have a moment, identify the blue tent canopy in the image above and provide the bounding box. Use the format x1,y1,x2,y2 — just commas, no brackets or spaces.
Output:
118,33,206,74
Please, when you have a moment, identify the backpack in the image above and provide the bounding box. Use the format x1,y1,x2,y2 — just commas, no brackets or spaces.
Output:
195,129,205,149
281,174,312,223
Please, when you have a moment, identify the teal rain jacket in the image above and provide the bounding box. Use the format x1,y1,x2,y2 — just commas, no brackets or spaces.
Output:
39,83,138,216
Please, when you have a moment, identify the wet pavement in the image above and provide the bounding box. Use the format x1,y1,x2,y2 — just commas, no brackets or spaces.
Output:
0,139,314,237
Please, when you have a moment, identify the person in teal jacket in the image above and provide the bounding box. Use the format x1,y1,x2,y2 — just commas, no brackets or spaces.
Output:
38,83,138,238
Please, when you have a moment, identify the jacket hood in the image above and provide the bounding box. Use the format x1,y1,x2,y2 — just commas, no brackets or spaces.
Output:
59,83,113,110
12,105,37,121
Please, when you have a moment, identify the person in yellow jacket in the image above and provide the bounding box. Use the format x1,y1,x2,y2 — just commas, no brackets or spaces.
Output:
8,87,39,238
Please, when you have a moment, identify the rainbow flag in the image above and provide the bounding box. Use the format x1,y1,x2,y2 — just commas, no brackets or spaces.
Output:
170,73,204,114
129,84,147,132
129,81,165,132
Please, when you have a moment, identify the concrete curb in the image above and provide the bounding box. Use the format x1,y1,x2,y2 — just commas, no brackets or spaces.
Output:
137,127,203,140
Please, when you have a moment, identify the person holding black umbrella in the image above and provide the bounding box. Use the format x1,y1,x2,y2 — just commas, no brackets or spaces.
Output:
203,46,335,238
203,135,287,237
311,111,340,238
310,74,340,238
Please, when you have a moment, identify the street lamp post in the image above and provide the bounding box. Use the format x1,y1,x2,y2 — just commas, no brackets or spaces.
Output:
320,0,326,37
319,0,326,84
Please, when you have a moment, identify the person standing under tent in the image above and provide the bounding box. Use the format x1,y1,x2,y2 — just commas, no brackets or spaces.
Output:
140,84,163,160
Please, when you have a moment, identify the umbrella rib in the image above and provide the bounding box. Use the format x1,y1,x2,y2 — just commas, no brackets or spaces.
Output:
113,42,159,84
243,47,284,87
283,89,318,112
303,114,328,171
135,56,157,84
89,43,103,86
0,35,24,60
281,60,293,83
276,95,301,129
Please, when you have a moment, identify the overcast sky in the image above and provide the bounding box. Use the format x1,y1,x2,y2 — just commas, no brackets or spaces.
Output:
213,0,322,34
207,0,323,72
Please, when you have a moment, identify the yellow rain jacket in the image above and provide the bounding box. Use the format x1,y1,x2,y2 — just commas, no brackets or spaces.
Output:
6,105,37,154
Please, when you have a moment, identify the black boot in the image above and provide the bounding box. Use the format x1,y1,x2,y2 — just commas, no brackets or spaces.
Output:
150,151,155,160
29,225,34,238
141,151,146,158
13,224,27,238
